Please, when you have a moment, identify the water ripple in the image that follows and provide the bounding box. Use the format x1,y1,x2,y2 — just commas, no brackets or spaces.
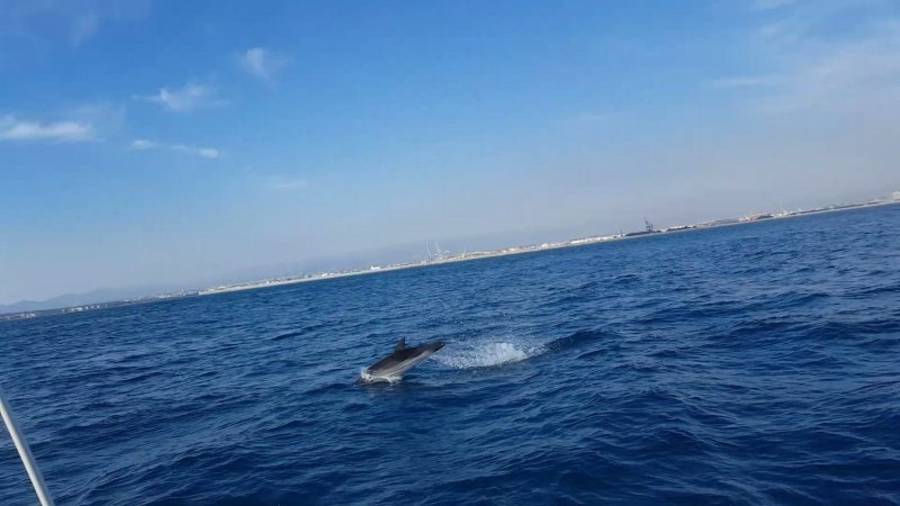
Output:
2,205,900,505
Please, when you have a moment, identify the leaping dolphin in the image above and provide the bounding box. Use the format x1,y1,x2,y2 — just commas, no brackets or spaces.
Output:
361,338,445,383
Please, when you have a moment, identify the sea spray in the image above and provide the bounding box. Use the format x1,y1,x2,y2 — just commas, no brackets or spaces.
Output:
433,341,545,369
358,368,402,384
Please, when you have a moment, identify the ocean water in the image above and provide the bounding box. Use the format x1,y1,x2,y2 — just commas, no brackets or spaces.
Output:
2,205,900,505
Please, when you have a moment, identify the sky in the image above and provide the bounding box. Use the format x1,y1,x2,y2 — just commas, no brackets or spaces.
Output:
2,0,900,305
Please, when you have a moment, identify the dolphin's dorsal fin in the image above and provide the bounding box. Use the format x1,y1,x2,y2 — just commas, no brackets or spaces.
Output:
394,337,406,351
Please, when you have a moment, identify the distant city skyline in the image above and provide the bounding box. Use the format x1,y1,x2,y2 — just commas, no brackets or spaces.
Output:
2,194,896,317
3,0,900,304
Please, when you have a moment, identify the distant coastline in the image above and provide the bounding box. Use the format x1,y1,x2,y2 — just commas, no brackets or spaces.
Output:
3,196,899,322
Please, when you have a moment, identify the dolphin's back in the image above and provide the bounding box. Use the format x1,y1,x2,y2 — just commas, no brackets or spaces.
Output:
368,347,419,371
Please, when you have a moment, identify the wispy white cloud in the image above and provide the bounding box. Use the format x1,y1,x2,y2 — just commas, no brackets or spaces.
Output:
69,102,126,137
71,13,99,46
713,3,900,113
0,0,151,47
130,139,156,150
172,144,220,159
134,82,225,112
0,115,95,142
238,47,290,82
130,139,221,159
750,0,897,46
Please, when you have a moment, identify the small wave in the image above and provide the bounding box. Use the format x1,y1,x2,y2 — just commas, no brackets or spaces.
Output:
610,273,641,285
545,329,612,352
272,330,303,341
434,341,544,369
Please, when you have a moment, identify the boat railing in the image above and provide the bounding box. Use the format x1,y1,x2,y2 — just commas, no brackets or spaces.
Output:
1,386,55,506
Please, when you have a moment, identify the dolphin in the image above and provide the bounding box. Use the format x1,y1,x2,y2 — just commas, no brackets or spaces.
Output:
361,338,445,383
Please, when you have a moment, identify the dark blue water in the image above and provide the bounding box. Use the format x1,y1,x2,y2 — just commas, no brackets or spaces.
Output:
3,205,900,505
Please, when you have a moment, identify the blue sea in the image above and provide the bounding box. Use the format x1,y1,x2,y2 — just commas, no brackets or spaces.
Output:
2,205,900,505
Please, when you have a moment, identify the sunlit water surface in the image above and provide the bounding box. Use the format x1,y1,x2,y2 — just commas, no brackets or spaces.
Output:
2,205,900,505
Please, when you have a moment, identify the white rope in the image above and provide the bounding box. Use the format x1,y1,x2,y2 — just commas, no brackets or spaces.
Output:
0,387,55,506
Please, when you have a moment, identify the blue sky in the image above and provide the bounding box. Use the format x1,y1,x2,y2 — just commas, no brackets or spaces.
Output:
2,0,900,304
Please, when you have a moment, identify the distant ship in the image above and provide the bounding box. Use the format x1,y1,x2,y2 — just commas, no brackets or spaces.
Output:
625,219,662,237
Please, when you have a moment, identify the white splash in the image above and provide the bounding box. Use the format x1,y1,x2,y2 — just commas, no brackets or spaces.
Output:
358,368,402,384
433,341,545,369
